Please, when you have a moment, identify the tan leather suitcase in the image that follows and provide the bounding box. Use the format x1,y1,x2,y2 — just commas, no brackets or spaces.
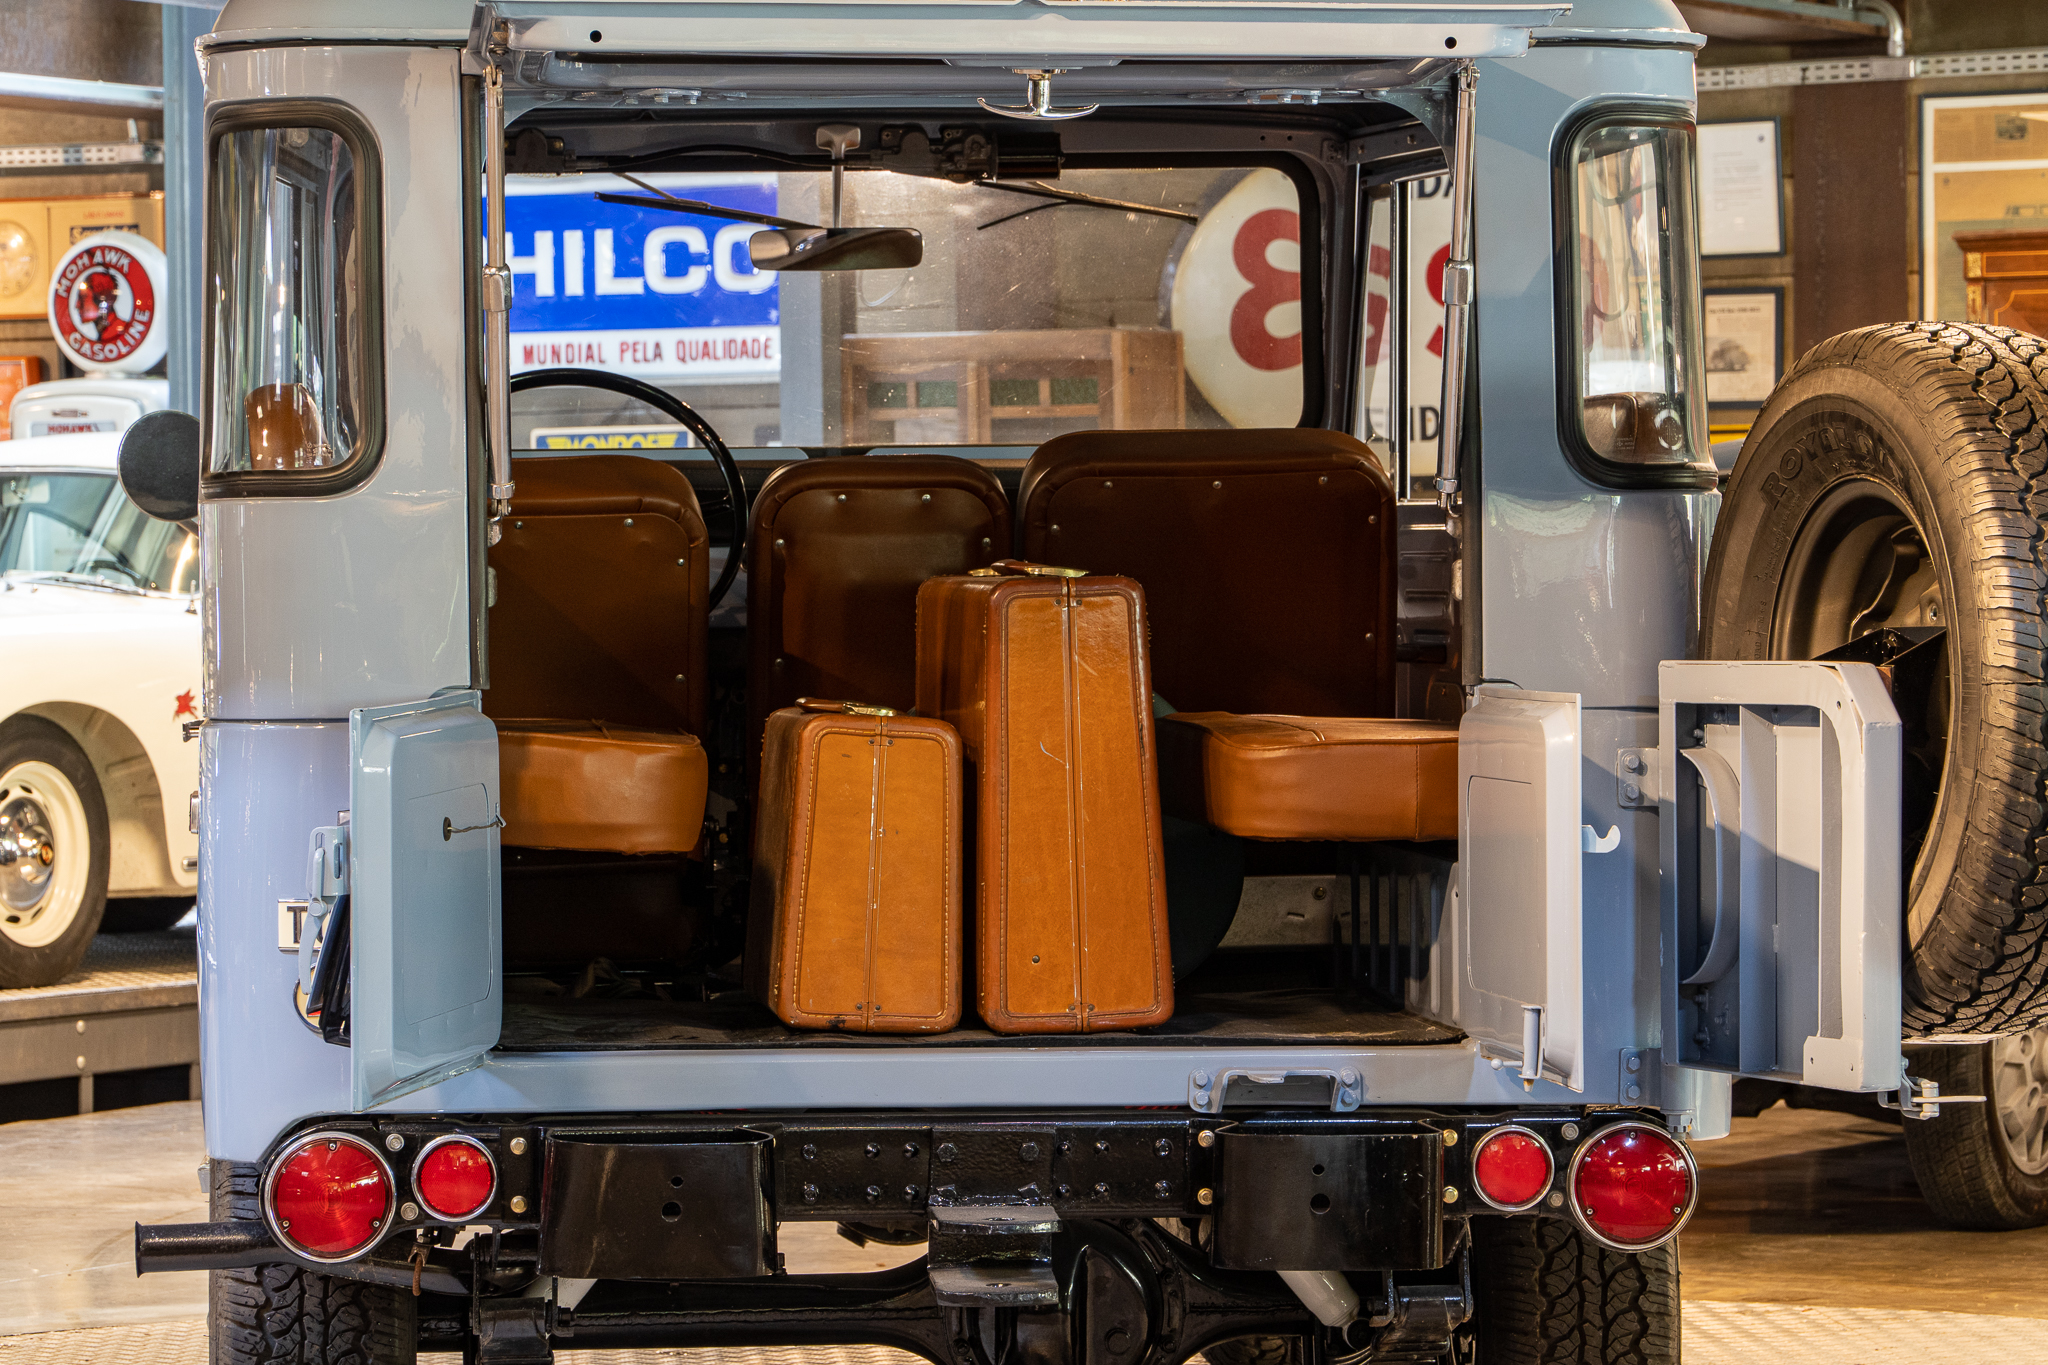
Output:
916,561,1173,1034
746,699,963,1033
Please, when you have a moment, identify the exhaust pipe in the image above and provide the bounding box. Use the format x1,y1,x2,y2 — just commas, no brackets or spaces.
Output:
134,1220,283,1275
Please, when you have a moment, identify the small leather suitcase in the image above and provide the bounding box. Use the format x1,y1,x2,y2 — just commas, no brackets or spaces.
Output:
916,561,1173,1034
746,699,963,1033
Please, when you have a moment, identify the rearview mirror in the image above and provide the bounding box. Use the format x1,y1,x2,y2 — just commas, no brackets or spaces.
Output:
748,226,923,273
118,409,201,523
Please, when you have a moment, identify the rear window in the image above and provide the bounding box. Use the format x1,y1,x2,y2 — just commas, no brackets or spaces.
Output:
505,165,1311,451
207,116,379,487
1563,115,1710,481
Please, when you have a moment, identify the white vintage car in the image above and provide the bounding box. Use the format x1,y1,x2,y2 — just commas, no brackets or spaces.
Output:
0,430,199,987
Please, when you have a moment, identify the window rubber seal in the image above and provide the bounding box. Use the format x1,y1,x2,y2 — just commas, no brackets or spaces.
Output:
200,97,387,502
1549,99,1718,494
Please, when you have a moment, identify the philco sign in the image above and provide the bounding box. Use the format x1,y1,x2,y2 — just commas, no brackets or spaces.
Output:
47,229,167,375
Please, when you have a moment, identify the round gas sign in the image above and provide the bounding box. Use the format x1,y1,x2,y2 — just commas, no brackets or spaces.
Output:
1168,168,1302,429
48,230,167,375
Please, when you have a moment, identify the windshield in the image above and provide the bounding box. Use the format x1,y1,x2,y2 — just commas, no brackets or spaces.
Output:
0,471,197,592
505,165,1309,451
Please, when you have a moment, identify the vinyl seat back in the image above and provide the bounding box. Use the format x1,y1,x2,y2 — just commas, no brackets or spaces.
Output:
746,454,1010,760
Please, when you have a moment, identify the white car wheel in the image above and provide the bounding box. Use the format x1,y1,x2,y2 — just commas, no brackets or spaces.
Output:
0,717,110,988
0,759,93,948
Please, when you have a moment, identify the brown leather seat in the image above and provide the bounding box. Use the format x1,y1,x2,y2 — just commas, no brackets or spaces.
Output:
746,455,1009,760
1017,428,1396,717
487,455,711,854
498,721,709,854
1156,713,1459,843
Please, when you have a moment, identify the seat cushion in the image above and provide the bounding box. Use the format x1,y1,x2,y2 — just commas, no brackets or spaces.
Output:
1156,713,1458,843
498,721,709,854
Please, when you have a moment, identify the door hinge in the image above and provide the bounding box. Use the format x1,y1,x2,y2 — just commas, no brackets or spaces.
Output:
1879,1065,1987,1121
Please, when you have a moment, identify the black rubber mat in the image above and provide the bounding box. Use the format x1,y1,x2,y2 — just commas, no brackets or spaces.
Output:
496,986,1461,1051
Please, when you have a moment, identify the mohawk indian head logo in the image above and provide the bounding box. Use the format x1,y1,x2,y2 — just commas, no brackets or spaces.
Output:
47,230,169,376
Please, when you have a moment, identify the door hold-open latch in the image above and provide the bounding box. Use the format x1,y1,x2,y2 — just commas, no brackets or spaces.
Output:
1878,1069,1986,1121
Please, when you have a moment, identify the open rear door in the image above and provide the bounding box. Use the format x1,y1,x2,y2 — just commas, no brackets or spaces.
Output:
1658,661,1902,1094
1453,686,1586,1090
350,692,502,1109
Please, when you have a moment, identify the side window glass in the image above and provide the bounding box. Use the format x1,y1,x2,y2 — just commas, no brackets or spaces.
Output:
209,122,373,478
1568,119,1708,473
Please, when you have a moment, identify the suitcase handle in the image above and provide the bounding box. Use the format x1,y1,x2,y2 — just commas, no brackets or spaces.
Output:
970,559,1089,579
795,697,900,717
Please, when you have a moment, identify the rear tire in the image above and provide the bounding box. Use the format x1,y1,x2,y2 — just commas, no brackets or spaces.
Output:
1702,322,2048,1036
1469,1218,1678,1365
1903,1027,2048,1229
0,716,109,987
211,1162,417,1365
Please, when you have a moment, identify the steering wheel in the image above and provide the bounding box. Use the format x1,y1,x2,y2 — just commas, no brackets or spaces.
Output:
508,368,750,612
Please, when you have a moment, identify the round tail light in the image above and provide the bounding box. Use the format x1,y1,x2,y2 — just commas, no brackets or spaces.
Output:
414,1135,497,1221
1566,1122,1698,1251
1470,1125,1553,1211
265,1132,393,1262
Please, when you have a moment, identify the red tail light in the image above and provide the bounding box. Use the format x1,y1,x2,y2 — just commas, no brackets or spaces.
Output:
1470,1125,1553,1211
414,1135,497,1221
1567,1122,1698,1250
265,1133,393,1262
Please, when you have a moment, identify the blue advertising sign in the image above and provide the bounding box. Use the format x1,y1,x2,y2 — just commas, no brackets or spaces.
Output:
505,174,780,379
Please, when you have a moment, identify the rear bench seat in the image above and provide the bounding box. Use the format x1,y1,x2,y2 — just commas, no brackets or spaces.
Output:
486,454,711,853
1017,428,1457,843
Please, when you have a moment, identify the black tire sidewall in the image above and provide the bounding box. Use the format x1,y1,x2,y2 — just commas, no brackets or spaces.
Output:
1902,1042,2048,1229
1702,339,2012,1021
0,716,110,987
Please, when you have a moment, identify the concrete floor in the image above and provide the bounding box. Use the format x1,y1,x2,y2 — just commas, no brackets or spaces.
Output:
4,1100,2047,1358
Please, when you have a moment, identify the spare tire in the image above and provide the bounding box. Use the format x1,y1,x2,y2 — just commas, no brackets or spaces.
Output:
1702,321,2048,1036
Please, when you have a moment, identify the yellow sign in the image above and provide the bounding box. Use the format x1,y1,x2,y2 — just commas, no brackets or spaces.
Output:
529,425,691,450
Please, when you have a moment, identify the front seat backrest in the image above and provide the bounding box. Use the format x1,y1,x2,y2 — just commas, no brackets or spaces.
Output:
1017,428,1395,717
747,454,1010,755
487,454,710,736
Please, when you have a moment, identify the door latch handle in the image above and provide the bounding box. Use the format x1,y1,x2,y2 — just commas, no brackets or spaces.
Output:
443,813,505,841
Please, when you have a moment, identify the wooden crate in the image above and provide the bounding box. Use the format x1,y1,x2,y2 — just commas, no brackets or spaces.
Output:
842,328,1185,445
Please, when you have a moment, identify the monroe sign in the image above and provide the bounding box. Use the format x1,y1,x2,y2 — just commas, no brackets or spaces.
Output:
506,173,780,380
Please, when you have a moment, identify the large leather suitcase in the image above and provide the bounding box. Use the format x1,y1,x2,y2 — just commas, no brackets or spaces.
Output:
916,561,1173,1034
746,699,963,1033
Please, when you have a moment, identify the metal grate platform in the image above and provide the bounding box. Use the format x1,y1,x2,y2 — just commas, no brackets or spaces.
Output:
0,928,198,1101
0,929,198,1022
8,1304,2048,1364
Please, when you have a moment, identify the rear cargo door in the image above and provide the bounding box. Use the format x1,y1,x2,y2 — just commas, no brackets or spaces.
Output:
1658,661,1903,1094
350,692,502,1109
1452,686,1586,1090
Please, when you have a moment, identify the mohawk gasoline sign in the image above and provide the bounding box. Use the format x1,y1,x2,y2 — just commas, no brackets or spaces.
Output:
505,173,780,380
47,229,167,375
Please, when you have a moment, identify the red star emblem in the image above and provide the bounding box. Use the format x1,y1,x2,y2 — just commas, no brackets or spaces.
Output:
173,689,197,720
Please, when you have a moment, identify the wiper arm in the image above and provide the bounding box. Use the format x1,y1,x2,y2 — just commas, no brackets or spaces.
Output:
8,570,148,596
595,174,819,231
974,180,1198,226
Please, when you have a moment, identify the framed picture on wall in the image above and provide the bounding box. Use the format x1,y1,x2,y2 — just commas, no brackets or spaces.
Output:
1920,91,2048,322
1703,287,1783,407
1698,120,1783,257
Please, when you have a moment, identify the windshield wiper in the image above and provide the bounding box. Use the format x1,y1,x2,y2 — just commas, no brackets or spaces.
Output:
5,570,150,597
594,174,818,231
974,180,1198,231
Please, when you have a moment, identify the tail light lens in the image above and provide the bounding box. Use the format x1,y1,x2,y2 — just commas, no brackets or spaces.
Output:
265,1133,393,1262
1470,1125,1553,1211
414,1135,497,1221
1567,1122,1698,1251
